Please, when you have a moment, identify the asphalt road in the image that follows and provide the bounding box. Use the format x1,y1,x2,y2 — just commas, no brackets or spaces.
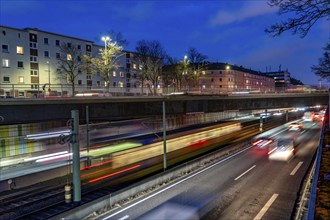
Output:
97,121,321,220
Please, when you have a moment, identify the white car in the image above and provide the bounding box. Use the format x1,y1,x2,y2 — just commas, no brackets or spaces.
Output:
268,138,295,161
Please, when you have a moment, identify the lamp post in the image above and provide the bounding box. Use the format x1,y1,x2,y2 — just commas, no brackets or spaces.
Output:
101,36,110,50
101,36,110,91
46,61,51,93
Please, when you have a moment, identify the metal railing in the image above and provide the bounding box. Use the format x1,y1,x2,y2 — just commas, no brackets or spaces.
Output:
307,108,326,219
0,83,327,98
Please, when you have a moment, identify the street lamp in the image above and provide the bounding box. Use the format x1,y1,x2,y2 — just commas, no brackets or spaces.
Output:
46,61,50,92
101,36,110,51
101,36,110,90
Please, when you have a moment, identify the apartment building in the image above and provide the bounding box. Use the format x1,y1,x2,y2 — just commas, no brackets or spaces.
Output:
196,63,275,93
0,25,143,97
264,70,292,92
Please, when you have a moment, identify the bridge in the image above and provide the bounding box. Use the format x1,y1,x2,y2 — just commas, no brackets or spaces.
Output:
0,93,328,124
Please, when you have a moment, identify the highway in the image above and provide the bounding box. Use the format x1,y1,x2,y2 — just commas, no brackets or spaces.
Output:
96,120,321,220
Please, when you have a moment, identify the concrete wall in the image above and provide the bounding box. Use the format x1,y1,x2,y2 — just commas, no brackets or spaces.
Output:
0,93,328,125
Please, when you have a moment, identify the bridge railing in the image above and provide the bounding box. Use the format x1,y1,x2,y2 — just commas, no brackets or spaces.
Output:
0,83,327,98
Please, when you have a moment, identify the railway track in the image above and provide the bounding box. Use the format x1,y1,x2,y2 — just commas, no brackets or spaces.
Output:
0,115,299,219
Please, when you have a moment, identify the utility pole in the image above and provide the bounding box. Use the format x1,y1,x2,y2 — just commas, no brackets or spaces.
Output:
71,110,81,202
162,101,167,171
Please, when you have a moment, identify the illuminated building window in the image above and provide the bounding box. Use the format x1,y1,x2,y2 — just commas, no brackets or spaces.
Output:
18,76,24,83
120,72,124,77
119,82,124,87
133,63,137,69
2,59,9,67
67,54,72,60
113,71,117,77
246,80,249,83
17,46,24,54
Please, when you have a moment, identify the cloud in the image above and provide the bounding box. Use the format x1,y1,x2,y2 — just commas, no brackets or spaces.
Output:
210,1,277,26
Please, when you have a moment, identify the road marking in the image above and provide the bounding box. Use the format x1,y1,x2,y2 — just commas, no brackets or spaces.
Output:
118,215,129,220
100,146,252,220
254,193,279,220
234,165,256,181
290,161,303,176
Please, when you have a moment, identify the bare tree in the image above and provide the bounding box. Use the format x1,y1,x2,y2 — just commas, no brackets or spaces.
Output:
186,47,208,87
57,42,84,96
135,40,150,94
312,42,330,80
162,55,181,93
265,0,330,38
135,40,166,95
92,38,123,92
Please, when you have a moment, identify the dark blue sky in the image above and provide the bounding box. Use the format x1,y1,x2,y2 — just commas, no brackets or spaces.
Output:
1,0,329,85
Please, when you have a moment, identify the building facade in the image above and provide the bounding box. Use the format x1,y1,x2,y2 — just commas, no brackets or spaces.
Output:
264,70,291,92
191,63,275,94
0,25,145,97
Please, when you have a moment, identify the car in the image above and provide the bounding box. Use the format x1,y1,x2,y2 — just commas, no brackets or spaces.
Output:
252,138,276,152
288,122,302,131
268,138,295,161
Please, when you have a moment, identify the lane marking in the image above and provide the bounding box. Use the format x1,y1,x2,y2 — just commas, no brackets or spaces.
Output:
118,215,129,220
254,193,279,220
290,161,303,176
270,129,286,138
234,165,256,181
101,146,252,220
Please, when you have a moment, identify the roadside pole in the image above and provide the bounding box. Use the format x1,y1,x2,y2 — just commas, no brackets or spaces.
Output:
162,101,167,171
71,110,81,202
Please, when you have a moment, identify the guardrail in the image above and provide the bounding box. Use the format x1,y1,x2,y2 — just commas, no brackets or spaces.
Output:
307,110,326,219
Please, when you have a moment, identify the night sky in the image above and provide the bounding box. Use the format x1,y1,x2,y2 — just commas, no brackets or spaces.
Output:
1,0,329,85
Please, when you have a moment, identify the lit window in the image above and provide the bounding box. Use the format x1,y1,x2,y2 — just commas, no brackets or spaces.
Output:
67,54,72,60
113,71,117,77
246,80,249,83
17,46,23,54
133,63,137,69
120,72,124,77
18,76,24,83
2,59,9,67
119,82,124,87
139,64,143,70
